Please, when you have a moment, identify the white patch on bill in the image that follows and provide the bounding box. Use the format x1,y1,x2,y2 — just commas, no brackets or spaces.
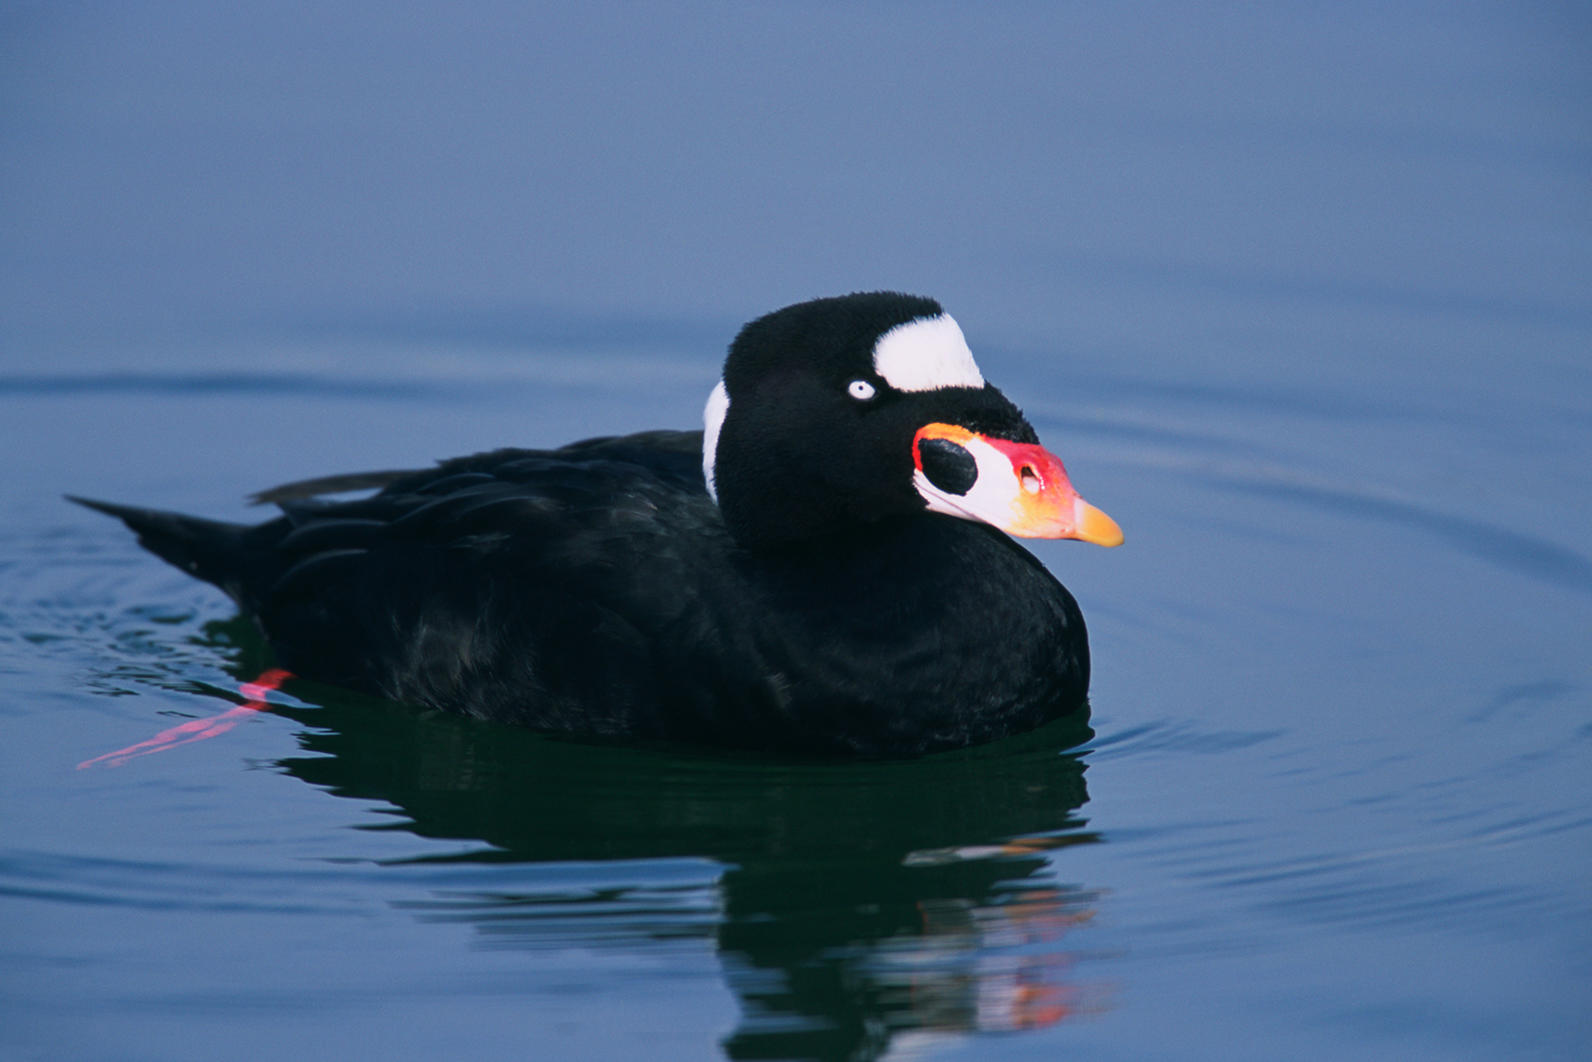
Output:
913,434,1019,526
872,314,985,393
702,378,731,502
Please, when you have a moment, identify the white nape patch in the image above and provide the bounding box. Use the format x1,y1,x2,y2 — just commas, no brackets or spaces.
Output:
702,379,731,502
872,314,985,393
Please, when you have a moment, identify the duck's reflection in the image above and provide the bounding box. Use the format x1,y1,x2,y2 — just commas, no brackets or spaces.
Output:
260,664,1103,1061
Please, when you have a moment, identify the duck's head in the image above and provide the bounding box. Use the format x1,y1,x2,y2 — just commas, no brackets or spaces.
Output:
704,292,1123,551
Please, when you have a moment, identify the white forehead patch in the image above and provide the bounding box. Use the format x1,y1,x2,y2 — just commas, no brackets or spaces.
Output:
702,378,730,502
872,314,985,393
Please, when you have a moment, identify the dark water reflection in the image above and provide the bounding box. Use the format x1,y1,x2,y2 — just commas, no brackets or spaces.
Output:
207,620,1101,1060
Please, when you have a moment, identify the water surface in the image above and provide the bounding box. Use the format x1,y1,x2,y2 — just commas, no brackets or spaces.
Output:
3,6,1590,1061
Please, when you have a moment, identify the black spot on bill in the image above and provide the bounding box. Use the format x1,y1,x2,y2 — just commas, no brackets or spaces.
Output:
919,438,978,496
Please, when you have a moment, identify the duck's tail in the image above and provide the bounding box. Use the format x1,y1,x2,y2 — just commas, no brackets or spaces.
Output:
67,495,254,601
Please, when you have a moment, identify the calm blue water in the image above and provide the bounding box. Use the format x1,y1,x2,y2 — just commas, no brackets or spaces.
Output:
3,5,1590,1060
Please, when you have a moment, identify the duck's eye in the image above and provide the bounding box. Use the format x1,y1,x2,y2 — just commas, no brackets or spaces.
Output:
848,380,877,401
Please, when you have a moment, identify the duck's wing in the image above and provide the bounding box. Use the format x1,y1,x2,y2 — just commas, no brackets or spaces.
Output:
246,431,733,733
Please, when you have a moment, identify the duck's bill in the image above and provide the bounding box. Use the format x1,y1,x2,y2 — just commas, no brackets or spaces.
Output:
912,422,1123,546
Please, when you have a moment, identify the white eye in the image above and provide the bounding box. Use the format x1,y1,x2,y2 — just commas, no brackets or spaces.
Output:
848,379,877,401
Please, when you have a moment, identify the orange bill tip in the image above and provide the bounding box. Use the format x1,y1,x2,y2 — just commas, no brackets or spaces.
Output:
1070,498,1124,547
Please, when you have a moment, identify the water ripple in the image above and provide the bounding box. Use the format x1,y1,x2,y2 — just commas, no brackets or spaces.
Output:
0,850,364,916
0,371,429,399
1086,720,1283,759
1208,470,1592,598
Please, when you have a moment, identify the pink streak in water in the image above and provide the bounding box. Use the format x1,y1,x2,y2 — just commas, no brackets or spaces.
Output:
77,668,294,769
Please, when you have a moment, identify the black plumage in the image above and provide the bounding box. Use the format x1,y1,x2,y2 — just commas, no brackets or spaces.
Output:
73,293,1118,757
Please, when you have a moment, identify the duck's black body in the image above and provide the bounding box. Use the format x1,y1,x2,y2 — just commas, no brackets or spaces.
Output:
76,293,1119,757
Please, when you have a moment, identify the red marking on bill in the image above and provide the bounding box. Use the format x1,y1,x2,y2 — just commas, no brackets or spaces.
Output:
77,668,294,769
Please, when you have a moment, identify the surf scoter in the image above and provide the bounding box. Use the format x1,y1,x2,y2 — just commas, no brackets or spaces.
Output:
74,293,1121,757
